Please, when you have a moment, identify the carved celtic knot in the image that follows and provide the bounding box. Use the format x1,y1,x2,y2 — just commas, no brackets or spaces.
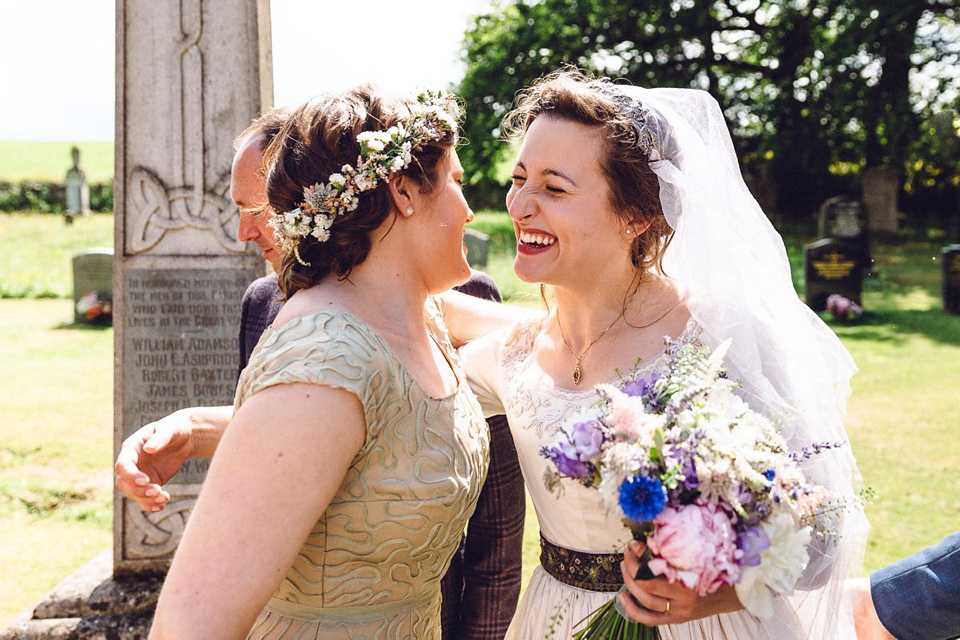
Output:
127,167,244,254
123,483,202,560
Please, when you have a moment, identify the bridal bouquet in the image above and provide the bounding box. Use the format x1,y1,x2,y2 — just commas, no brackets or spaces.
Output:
540,338,847,639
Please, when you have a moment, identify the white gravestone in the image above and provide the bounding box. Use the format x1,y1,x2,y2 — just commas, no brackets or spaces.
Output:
114,0,272,575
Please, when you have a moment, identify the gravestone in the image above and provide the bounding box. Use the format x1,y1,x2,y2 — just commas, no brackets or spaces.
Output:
0,0,272,637
464,227,490,268
803,238,865,312
818,196,869,260
943,244,960,315
862,167,899,234
72,248,114,324
65,146,91,217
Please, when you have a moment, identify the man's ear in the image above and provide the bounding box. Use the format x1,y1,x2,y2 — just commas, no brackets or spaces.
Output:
387,174,416,217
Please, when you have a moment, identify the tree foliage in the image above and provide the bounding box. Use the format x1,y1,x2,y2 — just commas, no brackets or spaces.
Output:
458,0,959,221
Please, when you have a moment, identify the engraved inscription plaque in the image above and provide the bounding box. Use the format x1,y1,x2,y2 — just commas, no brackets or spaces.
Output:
115,0,271,576
121,268,256,483
118,267,259,570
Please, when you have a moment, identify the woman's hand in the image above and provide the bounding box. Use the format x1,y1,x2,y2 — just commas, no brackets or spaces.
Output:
618,539,744,625
114,405,231,512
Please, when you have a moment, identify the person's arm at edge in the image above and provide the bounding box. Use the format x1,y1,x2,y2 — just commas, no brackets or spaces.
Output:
115,405,233,512
438,289,542,349
149,383,365,639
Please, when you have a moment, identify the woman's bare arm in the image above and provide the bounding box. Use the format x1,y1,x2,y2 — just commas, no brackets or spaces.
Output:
439,289,542,348
150,383,365,639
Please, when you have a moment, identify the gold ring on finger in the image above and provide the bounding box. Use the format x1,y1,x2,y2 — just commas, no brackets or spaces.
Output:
664,600,671,615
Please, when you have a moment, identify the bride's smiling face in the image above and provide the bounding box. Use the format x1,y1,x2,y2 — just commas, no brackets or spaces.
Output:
506,115,632,286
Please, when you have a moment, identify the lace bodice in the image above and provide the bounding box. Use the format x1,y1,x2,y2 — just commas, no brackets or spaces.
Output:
462,317,701,554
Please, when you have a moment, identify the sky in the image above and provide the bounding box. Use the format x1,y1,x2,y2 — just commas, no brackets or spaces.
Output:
0,0,494,141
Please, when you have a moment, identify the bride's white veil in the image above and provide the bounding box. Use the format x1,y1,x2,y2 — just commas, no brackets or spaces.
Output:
617,85,869,637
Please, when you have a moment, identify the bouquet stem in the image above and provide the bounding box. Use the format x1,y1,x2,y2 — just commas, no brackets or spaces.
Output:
572,534,659,640
571,589,659,639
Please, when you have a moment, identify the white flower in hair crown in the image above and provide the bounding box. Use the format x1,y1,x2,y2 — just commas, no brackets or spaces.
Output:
269,91,459,266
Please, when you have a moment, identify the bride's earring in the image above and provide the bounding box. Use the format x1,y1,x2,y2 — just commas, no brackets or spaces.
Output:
404,206,414,216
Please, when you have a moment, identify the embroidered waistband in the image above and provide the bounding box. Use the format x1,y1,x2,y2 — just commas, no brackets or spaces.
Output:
539,533,624,593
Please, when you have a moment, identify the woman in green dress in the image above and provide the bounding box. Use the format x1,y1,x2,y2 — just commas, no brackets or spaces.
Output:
150,86,489,640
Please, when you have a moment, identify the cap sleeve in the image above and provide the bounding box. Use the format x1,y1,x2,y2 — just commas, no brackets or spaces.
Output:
236,311,402,444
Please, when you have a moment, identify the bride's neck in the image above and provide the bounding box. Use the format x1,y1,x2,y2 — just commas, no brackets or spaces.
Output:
552,276,636,338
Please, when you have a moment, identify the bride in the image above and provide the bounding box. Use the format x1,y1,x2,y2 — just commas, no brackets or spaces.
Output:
451,70,868,638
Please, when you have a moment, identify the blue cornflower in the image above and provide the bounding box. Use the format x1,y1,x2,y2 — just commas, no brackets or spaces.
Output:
618,475,668,522
763,470,776,482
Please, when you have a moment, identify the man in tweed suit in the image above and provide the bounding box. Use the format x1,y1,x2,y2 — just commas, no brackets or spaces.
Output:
116,112,524,639
853,531,960,640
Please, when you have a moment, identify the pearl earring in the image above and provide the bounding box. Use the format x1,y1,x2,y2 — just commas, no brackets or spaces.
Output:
405,206,414,216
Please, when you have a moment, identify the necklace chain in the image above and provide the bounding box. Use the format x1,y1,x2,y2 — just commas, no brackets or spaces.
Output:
555,295,683,385
555,308,627,386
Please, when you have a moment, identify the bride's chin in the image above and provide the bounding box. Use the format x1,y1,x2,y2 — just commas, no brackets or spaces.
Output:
512,260,542,285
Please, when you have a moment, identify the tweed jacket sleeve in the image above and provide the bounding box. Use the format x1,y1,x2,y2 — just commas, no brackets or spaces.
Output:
440,270,524,640
871,530,960,640
236,273,284,381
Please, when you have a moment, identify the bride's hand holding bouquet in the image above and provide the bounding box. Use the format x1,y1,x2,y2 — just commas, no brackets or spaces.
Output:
540,338,853,639
617,538,743,626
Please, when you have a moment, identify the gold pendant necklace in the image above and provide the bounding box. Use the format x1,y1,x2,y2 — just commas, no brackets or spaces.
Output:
555,294,683,385
556,309,626,385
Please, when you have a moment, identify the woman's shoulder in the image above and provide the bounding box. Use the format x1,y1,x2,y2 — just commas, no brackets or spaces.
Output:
253,306,386,373
468,313,542,355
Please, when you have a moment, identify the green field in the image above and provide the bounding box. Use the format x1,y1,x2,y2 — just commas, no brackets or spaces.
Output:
2,212,959,627
0,298,113,625
0,141,114,184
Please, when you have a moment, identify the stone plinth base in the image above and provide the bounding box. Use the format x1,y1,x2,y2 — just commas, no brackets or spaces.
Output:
2,550,162,640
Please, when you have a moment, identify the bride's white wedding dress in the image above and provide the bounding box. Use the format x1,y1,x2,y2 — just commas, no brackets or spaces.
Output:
462,318,851,640
457,83,866,639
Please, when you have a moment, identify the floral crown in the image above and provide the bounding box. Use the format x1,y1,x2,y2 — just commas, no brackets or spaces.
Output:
269,91,460,266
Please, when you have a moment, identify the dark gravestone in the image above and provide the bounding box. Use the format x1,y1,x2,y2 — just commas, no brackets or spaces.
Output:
804,238,865,312
72,249,114,324
818,196,869,260
943,244,960,315
464,228,489,268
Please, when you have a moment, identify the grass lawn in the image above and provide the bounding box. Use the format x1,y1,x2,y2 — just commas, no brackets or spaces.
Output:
0,212,114,298
0,299,113,626
0,141,114,184
1,212,958,627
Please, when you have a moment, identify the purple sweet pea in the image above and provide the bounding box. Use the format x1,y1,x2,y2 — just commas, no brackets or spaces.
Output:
737,525,771,567
540,444,591,480
620,372,659,398
553,451,590,479
569,420,605,461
